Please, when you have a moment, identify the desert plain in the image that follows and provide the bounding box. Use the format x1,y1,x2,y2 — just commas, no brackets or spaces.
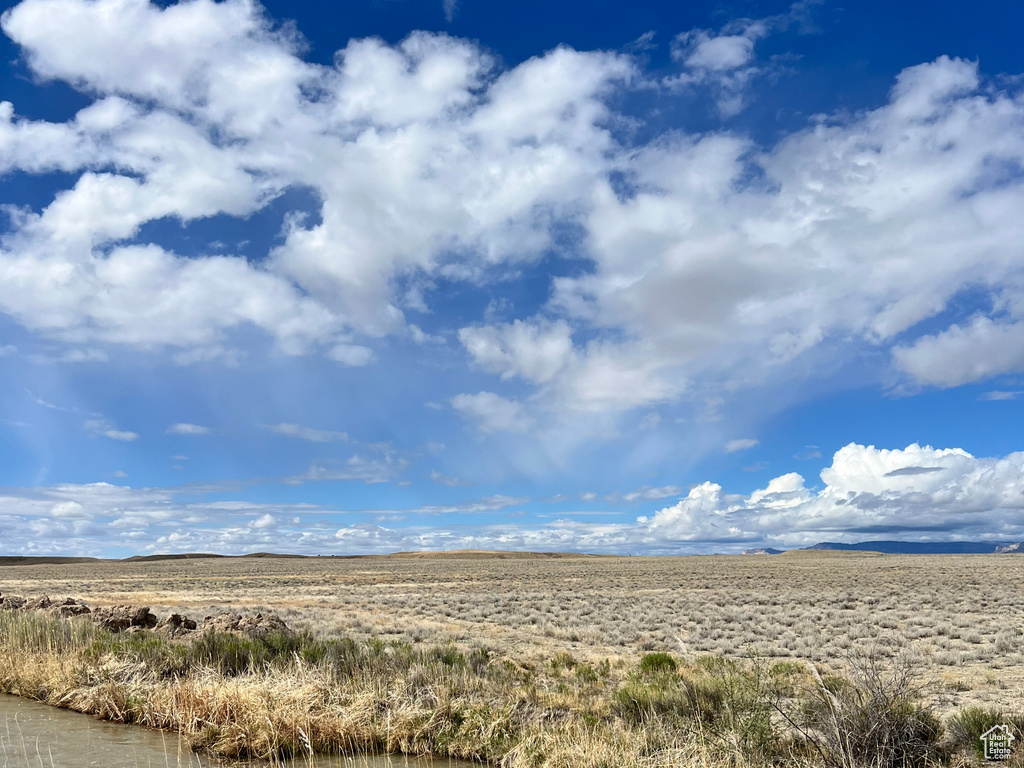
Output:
1,549,1020,716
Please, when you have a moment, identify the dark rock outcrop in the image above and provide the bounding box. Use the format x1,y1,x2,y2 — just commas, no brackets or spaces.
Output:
204,612,242,633
237,612,291,638
155,613,197,638
24,596,52,611
0,593,27,611
2,592,291,640
92,605,158,632
49,597,91,617
0,593,88,616
203,611,292,638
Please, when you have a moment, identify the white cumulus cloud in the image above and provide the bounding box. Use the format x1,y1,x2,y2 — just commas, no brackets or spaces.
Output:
1,443,1023,556
0,0,1022,451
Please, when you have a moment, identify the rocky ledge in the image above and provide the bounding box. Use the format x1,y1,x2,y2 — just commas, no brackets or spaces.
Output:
0,591,291,639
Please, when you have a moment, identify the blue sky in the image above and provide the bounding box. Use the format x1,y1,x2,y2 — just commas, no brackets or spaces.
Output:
1,0,1023,556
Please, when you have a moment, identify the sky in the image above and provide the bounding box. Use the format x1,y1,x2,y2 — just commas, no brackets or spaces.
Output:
1,0,1023,557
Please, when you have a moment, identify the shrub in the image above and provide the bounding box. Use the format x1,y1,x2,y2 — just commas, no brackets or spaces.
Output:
613,656,783,761
639,651,677,676
612,677,715,725
791,652,945,768
309,635,361,673
86,631,189,677
468,647,491,674
948,707,1024,758
550,650,577,671
614,666,728,725
183,629,310,675
425,644,465,668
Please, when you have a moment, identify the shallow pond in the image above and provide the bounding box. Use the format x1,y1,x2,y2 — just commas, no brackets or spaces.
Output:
0,695,477,768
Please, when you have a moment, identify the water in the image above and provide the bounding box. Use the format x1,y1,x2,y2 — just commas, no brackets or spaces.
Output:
0,695,477,768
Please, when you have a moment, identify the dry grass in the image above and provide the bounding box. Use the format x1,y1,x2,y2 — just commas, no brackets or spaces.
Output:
2,551,1022,714
2,552,1024,765
0,608,992,768
4,552,1019,708
0,609,776,765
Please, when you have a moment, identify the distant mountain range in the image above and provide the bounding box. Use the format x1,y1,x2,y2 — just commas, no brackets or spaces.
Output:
0,549,609,567
808,541,1024,554
743,541,1024,555
3,545,1022,566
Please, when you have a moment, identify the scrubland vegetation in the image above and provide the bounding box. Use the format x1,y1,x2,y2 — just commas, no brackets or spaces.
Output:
1,551,1022,765
2,608,1021,767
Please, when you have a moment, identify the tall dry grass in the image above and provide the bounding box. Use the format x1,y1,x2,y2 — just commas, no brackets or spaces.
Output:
0,610,1019,767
